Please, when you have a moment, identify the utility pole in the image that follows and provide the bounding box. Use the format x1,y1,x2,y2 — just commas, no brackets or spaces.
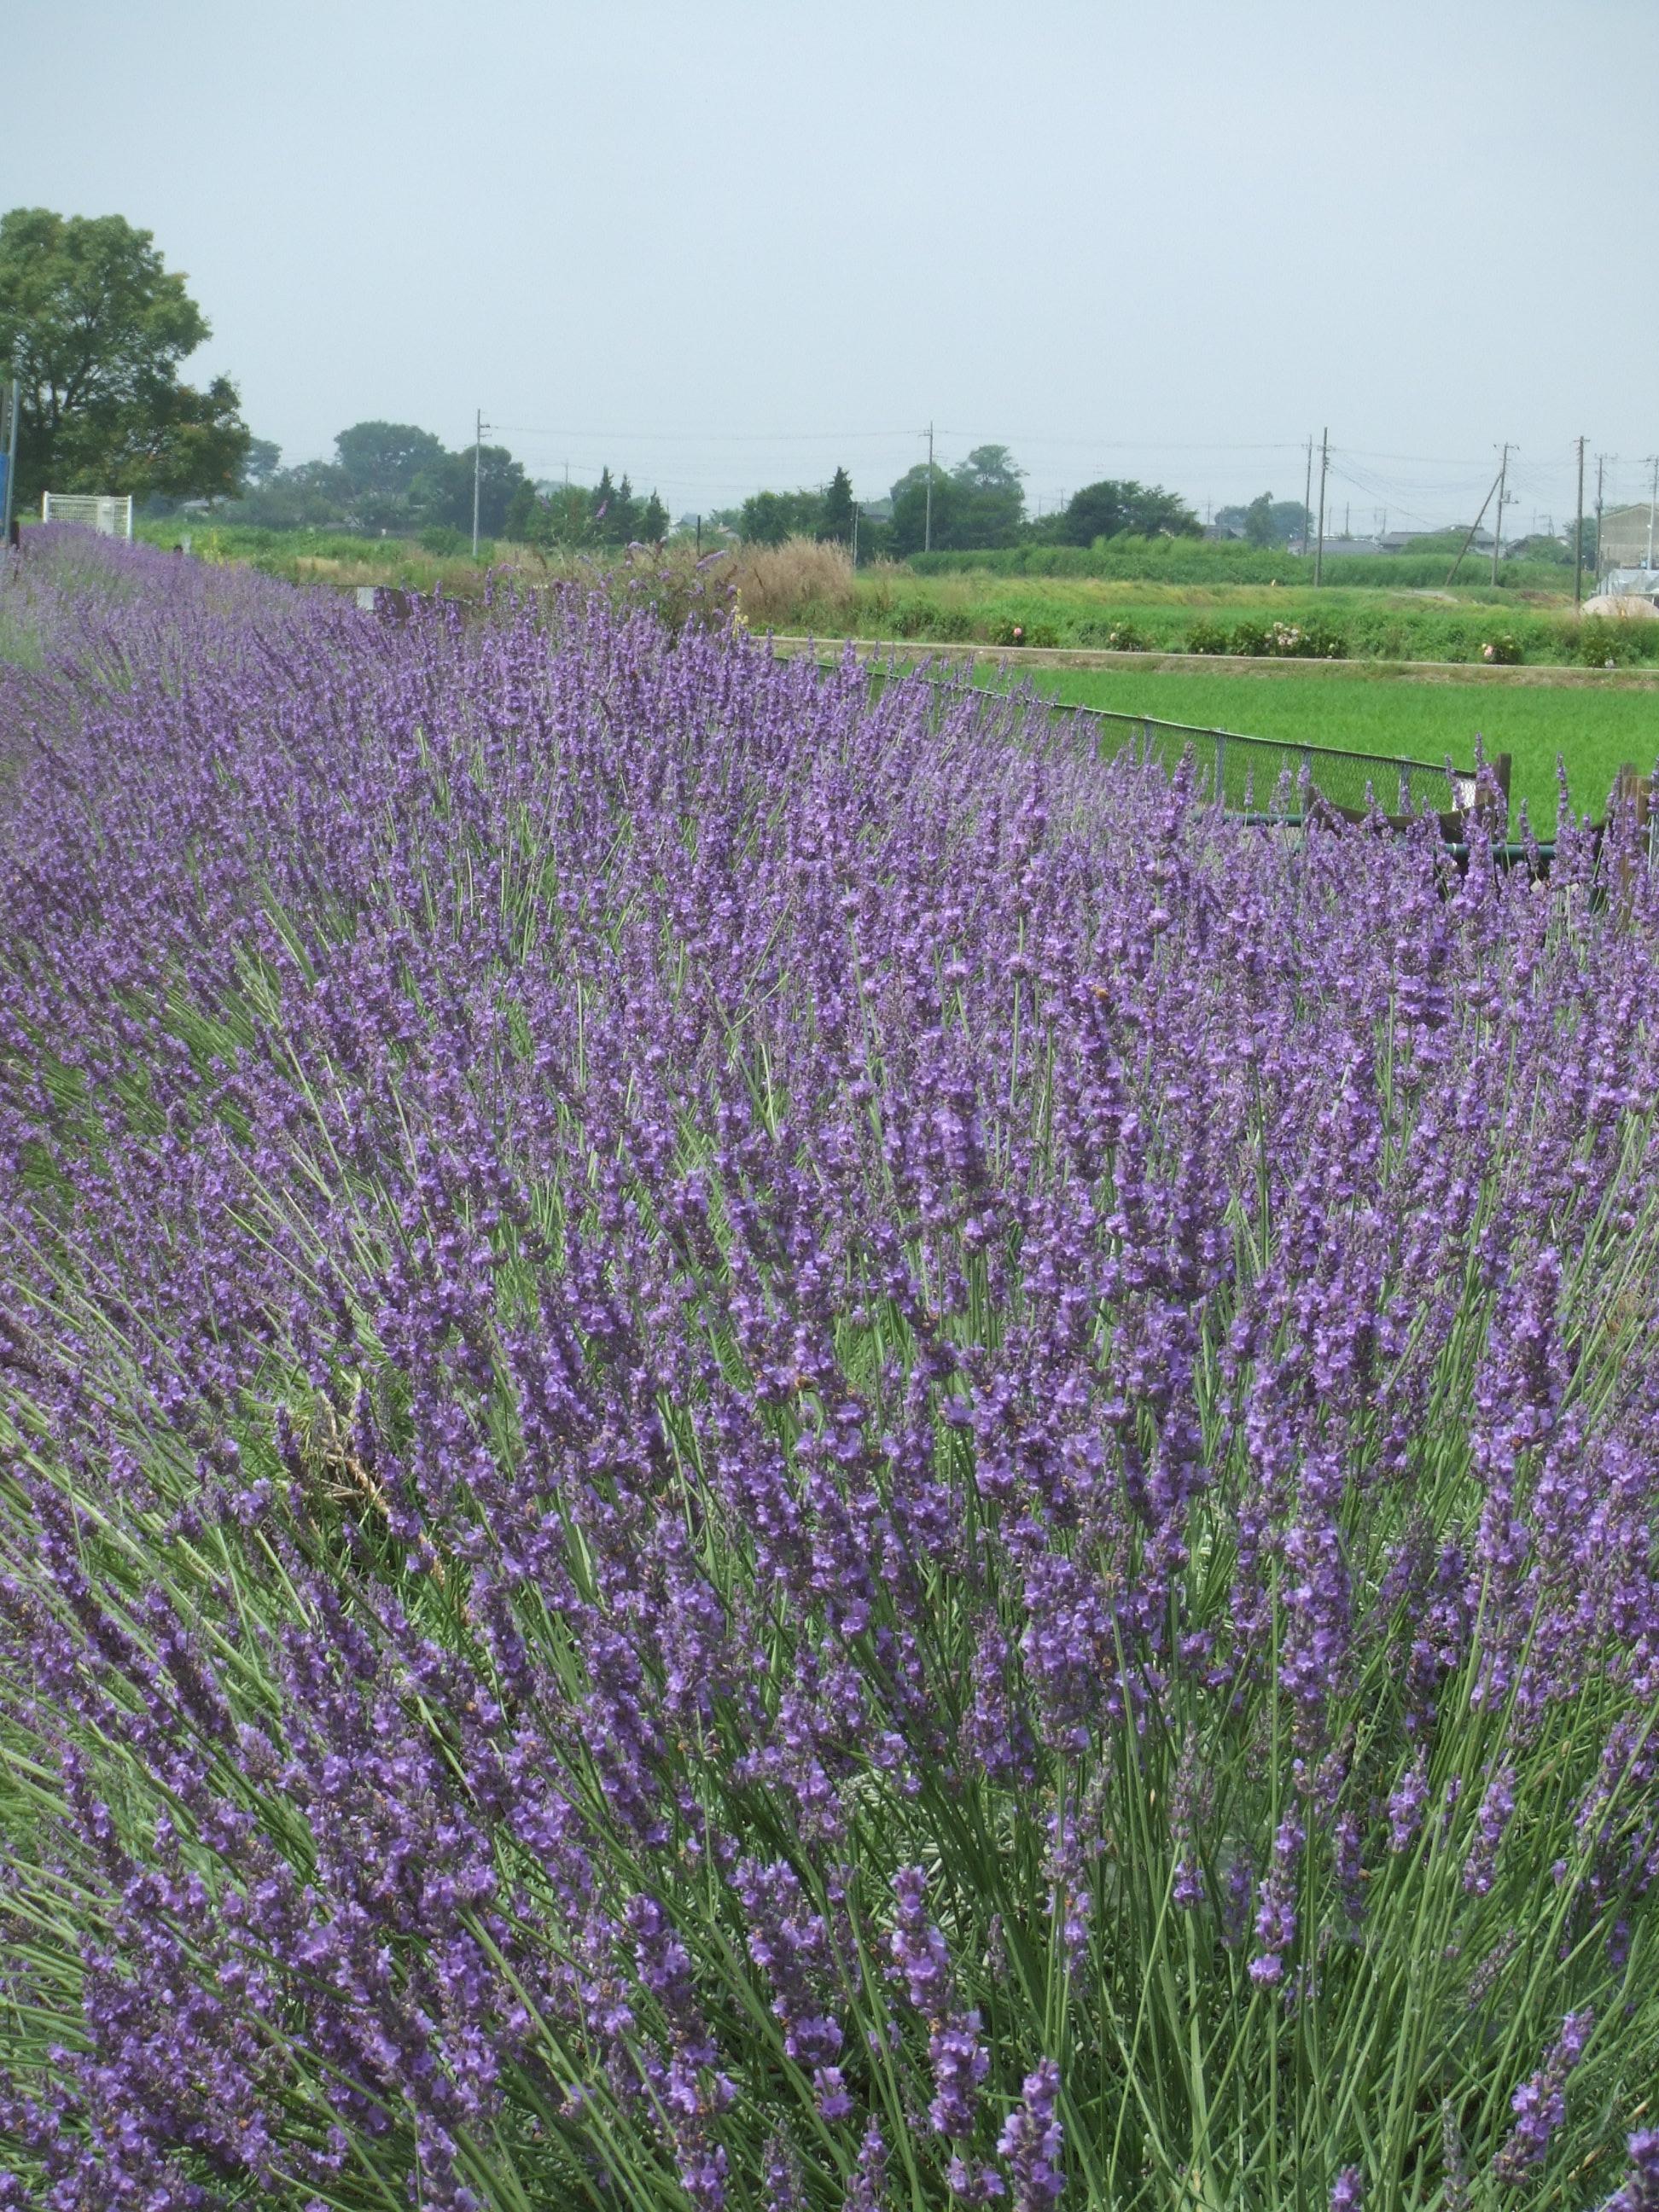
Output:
1301,434,1313,556
472,407,492,558
1,380,18,545
1313,427,1329,585
923,420,934,555
1490,442,1511,585
1574,435,1586,608
1646,455,1659,571
1595,452,1605,576
695,514,701,556
851,504,859,568
1447,463,1504,584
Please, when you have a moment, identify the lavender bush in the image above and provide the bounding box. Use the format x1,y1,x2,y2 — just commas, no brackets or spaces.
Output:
2,533,1658,2211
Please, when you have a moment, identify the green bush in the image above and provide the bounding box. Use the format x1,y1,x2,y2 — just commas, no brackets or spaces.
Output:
1480,633,1523,665
1576,618,1649,669
419,525,467,556
1185,620,1232,655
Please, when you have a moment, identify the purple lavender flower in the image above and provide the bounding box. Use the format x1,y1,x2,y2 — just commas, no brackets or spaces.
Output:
998,2059,1065,2209
1610,2129,1659,2212
1495,2011,1595,2181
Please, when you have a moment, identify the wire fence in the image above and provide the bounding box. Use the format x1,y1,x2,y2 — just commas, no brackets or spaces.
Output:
923,674,1488,824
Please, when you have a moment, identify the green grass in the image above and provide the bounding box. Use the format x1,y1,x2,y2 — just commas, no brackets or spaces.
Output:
1004,662,1659,831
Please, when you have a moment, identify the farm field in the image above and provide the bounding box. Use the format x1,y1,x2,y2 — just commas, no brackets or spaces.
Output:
1013,661,1658,830
846,568,1659,672
3,531,1659,2210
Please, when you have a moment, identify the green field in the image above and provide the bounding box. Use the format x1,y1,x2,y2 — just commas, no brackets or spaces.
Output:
1010,661,1657,830
851,568,1659,669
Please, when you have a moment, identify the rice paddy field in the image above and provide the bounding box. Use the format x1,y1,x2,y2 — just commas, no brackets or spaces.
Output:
4,530,1659,2211
1011,662,1659,834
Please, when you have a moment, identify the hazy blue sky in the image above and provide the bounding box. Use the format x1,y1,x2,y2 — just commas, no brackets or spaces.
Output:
5,1,1655,529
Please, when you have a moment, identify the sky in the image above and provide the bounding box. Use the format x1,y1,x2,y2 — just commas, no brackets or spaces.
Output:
4,0,1656,533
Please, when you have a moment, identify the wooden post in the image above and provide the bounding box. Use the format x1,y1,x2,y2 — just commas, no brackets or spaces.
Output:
1490,752,1512,839
1611,761,1645,924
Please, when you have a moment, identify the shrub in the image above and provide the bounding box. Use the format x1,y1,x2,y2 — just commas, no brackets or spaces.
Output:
1185,619,1232,654
419,523,468,556
1576,617,1649,669
989,617,1061,649
721,533,857,631
1481,632,1523,664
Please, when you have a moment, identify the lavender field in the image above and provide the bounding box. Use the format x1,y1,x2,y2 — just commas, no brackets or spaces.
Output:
2,531,1658,2212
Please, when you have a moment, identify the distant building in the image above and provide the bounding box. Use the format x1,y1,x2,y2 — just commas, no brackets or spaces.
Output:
1598,503,1657,573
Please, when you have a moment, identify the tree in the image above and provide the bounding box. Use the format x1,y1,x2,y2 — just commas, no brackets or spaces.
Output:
949,445,1026,548
1055,479,1201,545
609,474,640,544
240,438,282,490
888,463,961,557
821,466,855,544
1243,492,1277,546
637,490,669,544
1229,492,1311,548
334,421,446,499
410,444,527,537
503,479,542,542
236,460,353,529
739,487,826,545
0,207,249,506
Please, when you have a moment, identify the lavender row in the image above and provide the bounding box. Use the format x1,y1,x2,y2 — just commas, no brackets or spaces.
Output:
1,533,1657,2210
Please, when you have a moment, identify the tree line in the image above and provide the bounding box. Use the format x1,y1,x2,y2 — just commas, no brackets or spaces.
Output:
729,447,1210,562
236,425,671,549
3,205,1273,564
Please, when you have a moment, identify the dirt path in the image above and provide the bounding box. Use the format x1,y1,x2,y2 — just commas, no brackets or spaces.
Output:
768,635,1659,690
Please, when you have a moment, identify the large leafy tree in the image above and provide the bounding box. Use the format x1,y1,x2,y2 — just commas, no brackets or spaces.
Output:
888,463,959,557
410,444,528,538
0,207,250,506
334,421,446,500
950,444,1025,548
738,486,826,546
1056,479,1201,545
888,446,1027,556
1217,492,1312,548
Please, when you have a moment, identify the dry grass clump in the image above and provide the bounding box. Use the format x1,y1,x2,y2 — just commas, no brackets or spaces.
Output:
721,534,857,631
